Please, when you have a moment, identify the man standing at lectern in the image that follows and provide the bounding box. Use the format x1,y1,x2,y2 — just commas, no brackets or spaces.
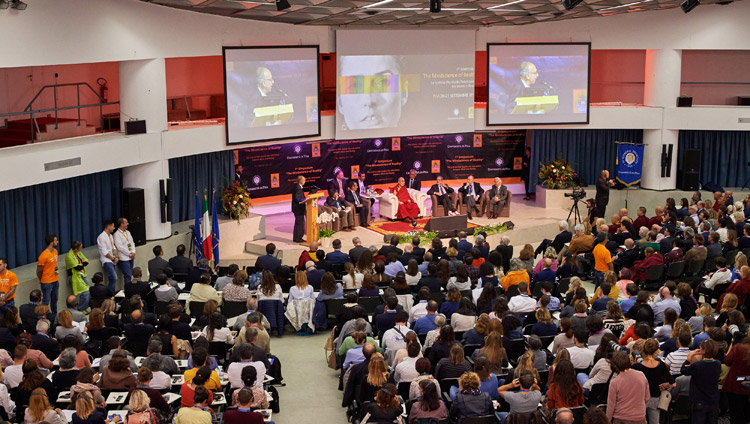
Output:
292,175,307,244
595,170,614,220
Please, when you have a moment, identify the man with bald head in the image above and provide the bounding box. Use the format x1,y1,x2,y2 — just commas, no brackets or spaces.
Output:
64,294,87,323
487,177,509,219
531,258,556,293
297,240,318,270
124,309,155,355
613,238,639,272
555,408,574,424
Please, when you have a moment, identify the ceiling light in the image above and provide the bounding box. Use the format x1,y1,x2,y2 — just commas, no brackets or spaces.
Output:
276,0,290,10
363,0,394,8
0,1,9,9
597,0,650,11
487,0,525,9
562,0,583,10
10,0,26,9
680,0,699,12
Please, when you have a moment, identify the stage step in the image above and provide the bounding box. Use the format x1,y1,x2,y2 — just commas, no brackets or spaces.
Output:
244,240,299,267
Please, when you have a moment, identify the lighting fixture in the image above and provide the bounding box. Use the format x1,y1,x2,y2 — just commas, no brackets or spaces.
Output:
276,0,290,11
680,0,699,12
562,0,582,10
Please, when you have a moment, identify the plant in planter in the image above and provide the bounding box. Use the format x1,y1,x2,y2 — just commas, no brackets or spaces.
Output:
221,180,253,222
318,228,337,248
538,156,578,189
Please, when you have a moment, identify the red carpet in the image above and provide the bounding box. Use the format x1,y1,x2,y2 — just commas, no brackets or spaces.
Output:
368,217,480,237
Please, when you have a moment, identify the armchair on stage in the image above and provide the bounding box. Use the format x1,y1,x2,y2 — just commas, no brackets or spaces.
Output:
379,189,428,220
454,190,513,218
430,192,458,217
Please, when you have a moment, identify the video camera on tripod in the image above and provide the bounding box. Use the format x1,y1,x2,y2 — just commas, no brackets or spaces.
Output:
564,187,587,201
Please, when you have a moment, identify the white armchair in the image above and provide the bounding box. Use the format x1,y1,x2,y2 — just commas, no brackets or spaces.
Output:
379,188,428,220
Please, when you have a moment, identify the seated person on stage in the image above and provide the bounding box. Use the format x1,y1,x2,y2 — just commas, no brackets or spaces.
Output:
458,175,484,219
427,176,458,216
391,177,420,223
345,181,370,227
487,177,509,219
326,188,355,232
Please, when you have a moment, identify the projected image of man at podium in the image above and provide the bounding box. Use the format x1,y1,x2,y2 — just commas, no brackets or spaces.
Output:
248,67,293,127
504,61,557,115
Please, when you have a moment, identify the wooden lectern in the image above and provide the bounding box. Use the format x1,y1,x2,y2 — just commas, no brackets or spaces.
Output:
511,95,559,114
302,192,324,246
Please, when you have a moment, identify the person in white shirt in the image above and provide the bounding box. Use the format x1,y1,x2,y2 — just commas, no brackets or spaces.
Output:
381,311,414,365
257,271,283,301
214,264,239,292
96,220,119,293
698,256,731,298
409,288,431,324
227,344,267,389
508,282,536,313
566,328,595,369
393,342,421,383
289,271,315,300
200,312,235,344
342,262,364,290
3,344,26,389
146,355,173,390
112,217,136,285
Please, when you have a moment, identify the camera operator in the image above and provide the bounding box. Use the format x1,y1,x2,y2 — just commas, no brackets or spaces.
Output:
595,170,615,220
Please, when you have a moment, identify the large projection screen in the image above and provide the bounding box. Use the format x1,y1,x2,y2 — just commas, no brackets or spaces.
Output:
223,46,320,145
336,30,476,140
487,43,591,126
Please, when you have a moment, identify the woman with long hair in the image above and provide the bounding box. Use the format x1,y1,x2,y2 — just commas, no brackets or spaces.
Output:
124,390,157,424
551,317,575,355
70,367,105,408
71,391,106,424
55,309,85,344
358,274,380,297
289,270,314,300
100,298,120,332
409,379,448,423
429,325,455,367
317,272,344,301
358,353,390,406
257,270,282,301
230,364,270,409
475,284,497,315
86,308,118,341
518,244,535,274
633,338,675,424
355,249,375,275
440,287,462,317
472,355,500,401
548,348,571,385
603,301,626,335
195,299,220,329
531,308,558,337
363,383,402,423
447,264,471,292
25,387,66,424
449,372,493,424
717,292,739,327
514,351,541,383
392,332,423,367
391,271,411,295
17,359,57,409
489,296,509,320
405,259,422,287
200,311,234,344
476,331,510,374
343,262,364,290
546,359,584,409
434,344,472,381
450,297,478,332
578,333,617,394
373,261,392,286
462,314,491,346
222,269,251,302
436,259,451,287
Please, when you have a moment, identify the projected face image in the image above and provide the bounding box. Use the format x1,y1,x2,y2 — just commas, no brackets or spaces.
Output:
257,67,274,95
520,62,539,86
338,55,408,130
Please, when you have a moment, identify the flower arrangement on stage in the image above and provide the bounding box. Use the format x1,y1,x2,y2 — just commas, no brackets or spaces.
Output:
397,231,438,246
538,156,578,189
318,228,337,239
475,223,508,236
316,212,339,225
221,180,253,222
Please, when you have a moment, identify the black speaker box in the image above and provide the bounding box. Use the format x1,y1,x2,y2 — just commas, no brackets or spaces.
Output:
677,97,693,107
678,171,699,191
125,120,147,135
739,97,750,106
429,0,441,12
129,220,147,246
424,215,468,237
122,187,145,222
682,148,701,173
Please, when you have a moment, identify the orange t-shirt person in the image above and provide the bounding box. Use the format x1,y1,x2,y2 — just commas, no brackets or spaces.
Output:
37,245,59,284
0,258,18,303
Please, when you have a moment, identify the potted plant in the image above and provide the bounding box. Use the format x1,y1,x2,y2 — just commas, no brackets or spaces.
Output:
221,180,253,223
318,228,336,248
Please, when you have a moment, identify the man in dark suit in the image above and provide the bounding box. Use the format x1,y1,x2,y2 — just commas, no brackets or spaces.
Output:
168,244,193,281
427,175,456,216
495,236,513,272
234,164,244,183
123,309,155,356
613,238,639,272
329,170,348,199
20,289,51,334
344,181,370,227
257,243,282,275
411,237,426,264
147,245,169,282
456,231,473,259
304,261,325,290
124,267,152,300
374,297,401,340
416,263,442,292
706,232,723,259
327,239,351,265
349,237,367,264
379,235,403,258
292,175,307,243
457,175,484,219
31,318,60,360
486,177,510,219
595,169,614,220
659,226,677,255
503,61,545,114
325,189,355,231
406,169,421,191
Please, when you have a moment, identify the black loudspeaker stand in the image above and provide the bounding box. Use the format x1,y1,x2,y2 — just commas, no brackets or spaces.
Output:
129,220,147,246
122,188,146,245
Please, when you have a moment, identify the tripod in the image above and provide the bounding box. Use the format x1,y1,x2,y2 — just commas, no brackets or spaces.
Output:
567,198,585,226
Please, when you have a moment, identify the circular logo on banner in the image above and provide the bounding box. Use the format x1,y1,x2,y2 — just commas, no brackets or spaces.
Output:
374,139,382,147
253,175,261,186
413,161,422,170
495,157,504,166
294,145,301,154
455,135,463,143
625,152,637,166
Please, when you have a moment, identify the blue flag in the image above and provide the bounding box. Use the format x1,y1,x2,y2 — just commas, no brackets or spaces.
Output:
212,190,220,265
193,192,204,260
616,144,644,187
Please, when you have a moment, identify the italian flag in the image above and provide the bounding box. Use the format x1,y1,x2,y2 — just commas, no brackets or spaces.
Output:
201,192,213,261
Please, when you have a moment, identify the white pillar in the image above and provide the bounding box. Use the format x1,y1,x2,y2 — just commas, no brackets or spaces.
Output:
642,49,681,190
119,58,167,133
119,58,170,239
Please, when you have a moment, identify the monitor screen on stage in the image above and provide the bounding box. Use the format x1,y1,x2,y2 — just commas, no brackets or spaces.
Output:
223,46,320,145
335,30,476,140
486,43,591,126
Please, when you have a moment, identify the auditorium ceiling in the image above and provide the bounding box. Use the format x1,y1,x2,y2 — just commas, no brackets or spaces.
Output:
141,0,739,25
